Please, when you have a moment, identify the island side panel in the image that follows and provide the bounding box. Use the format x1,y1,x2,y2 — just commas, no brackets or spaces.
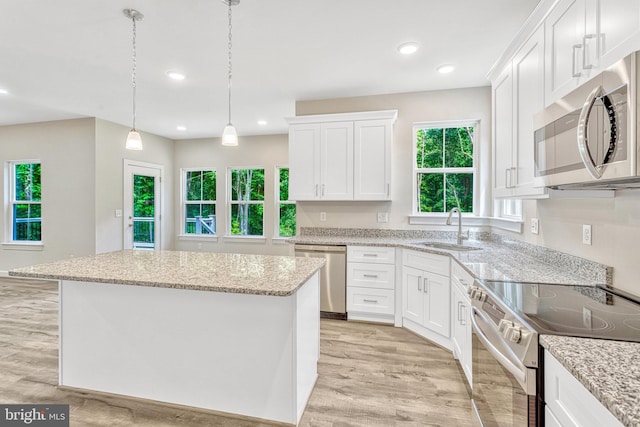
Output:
294,271,320,420
59,280,304,424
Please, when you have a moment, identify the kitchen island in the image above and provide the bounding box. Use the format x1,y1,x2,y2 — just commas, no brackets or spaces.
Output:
9,250,325,426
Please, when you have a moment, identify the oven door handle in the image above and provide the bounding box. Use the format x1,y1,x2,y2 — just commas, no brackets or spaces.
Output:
471,307,535,395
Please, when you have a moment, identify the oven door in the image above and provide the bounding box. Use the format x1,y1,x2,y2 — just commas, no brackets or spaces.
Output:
471,307,537,427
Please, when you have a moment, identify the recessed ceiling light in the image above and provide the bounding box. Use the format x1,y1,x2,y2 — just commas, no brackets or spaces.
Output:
166,71,186,81
257,120,267,126
0,88,8,95
397,42,419,55
437,64,456,74
176,125,187,131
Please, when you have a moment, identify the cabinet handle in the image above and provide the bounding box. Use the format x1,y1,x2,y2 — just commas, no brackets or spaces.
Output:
582,34,597,70
387,183,390,197
460,304,466,326
505,168,510,188
510,167,517,188
362,253,378,257
314,184,318,197
572,44,583,77
363,274,379,278
418,276,422,291
458,301,464,322
363,299,378,304
423,278,429,294
322,184,325,196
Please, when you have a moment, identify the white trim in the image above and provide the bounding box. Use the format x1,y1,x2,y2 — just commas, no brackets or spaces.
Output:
5,159,42,244
222,235,267,244
123,160,164,250
274,165,296,239
271,237,290,245
286,110,398,125
2,241,45,250
177,234,219,243
408,215,523,233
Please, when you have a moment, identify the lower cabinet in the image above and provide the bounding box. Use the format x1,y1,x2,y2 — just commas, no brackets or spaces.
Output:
544,350,622,427
347,246,396,324
451,278,472,388
402,250,451,350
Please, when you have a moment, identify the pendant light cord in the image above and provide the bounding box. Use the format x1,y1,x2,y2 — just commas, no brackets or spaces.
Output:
227,1,233,125
132,16,137,130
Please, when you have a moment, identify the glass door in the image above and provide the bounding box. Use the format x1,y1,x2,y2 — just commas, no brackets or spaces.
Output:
124,161,162,250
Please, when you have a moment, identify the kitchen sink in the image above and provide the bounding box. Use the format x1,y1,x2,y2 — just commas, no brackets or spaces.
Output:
418,241,482,251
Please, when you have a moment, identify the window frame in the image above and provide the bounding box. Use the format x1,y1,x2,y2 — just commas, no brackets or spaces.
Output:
274,166,296,239
180,168,217,238
5,159,43,245
498,199,523,220
412,120,479,216
226,166,265,238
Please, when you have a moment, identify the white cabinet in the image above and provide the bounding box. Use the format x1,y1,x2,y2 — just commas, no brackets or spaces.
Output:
287,110,397,201
451,261,473,388
402,250,451,350
545,0,640,104
354,120,392,200
347,246,396,324
544,350,623,427
493,26,546,199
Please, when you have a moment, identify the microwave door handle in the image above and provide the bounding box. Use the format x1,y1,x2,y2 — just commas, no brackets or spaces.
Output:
470,307,534,395
577,85,605,179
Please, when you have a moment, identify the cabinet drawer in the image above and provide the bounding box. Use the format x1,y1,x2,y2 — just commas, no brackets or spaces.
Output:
403,249,450,276
347,287,394,315
451,261,474,290
347,263,395,290
347,246,395,264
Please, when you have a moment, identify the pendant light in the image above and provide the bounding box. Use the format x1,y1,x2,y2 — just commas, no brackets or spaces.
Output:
221,0,239,146
124,9,144,150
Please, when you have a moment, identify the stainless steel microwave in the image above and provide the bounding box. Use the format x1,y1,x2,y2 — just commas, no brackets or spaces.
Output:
533,52,640,189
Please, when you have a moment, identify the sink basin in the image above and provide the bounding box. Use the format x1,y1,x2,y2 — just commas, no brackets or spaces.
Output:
418,242,482,251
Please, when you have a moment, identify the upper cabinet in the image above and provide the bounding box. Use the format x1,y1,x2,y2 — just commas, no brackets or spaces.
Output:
493,26,546,199
545,0,640,105
287,110,397,201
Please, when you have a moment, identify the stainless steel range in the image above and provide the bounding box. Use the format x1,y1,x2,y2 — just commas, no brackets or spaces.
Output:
468,280,640,427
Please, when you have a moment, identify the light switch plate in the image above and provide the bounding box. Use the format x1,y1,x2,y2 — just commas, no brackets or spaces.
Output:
531,218,539,235
320,212,326,221
115,209,123,218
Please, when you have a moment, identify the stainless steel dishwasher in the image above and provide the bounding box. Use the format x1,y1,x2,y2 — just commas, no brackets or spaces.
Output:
294,244,346,319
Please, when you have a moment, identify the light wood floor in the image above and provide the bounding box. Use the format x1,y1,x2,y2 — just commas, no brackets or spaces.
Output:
0,278,473,426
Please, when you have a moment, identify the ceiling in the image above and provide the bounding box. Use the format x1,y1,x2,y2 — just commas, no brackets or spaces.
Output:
0,0,540,140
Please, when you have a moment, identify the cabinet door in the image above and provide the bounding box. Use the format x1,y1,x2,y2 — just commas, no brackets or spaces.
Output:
320,122,353,200
289,124,320,200
513,26,546,197
402,266,425,325
354,120,392,200
596,0,640,67
451,284,465,360
424,271,450,337
545,0,588,104
493,66,514,197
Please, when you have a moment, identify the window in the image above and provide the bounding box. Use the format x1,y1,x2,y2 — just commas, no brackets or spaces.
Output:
229,168,264,236
9,161,42,242
499,199,522,220
414,122,476,214
276,167,296,237
183,169,216,235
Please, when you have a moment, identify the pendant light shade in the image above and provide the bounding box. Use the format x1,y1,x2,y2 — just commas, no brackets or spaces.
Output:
222,124,238,146
221,0,239,146
124,8,144,150
125,130,143,150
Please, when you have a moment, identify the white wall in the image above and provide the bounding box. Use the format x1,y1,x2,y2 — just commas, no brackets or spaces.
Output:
0,118,96,270
512,194,640,295
173,134,291,256
294,87,493,230
95,119,175,253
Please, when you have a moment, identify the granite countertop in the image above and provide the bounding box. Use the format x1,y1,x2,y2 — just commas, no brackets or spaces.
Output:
290,232,610,286
541,335,640,427
8,250,326,296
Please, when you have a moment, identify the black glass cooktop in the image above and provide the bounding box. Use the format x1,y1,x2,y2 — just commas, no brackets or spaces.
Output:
478,280,640,343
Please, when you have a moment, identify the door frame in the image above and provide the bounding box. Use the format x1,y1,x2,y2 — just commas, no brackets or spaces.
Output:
123,160,164,250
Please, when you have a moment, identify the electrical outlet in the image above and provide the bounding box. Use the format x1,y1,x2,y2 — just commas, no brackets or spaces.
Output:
582,224,592,245
320,212,326,222
531,218,539,235
115,209,123,218
377,212,389,223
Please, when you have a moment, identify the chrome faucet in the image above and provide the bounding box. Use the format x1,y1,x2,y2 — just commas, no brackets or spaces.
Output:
446,207,468,245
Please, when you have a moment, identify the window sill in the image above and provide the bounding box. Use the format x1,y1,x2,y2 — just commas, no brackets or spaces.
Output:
272,237,294,245
408,215,523,233
223,236,267,244
2,241,45,251
177,234,218,243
